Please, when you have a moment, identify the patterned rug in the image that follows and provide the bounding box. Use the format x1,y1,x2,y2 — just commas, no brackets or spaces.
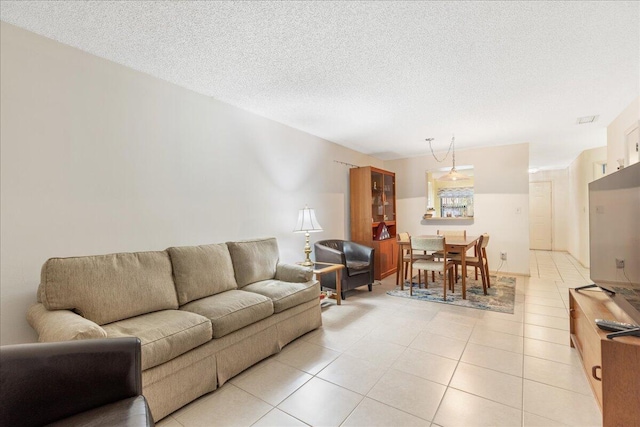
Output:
386,274,516,313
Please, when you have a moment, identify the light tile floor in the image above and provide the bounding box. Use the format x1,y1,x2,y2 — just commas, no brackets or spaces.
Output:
158,251,602,427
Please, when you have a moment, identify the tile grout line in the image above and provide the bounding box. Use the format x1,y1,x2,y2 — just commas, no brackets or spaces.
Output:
428,315,476,425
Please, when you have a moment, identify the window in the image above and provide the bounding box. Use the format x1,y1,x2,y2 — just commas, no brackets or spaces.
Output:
426,167,474,218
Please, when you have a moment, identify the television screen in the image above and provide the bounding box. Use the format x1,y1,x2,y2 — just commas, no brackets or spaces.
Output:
589,162,640,323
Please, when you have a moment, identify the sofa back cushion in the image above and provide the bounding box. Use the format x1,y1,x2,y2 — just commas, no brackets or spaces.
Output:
227,238,279,287
39,251,178,325
167,243,238,305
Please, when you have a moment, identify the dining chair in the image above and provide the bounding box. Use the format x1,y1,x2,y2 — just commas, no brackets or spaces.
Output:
397,232,433,289
466,232,490,287
479,233,491,288
409,236,455,299
396,232,409,287
450,233,491,294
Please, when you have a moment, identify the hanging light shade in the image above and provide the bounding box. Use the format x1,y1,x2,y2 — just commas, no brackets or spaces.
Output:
438,168,470,182
435,135,469,182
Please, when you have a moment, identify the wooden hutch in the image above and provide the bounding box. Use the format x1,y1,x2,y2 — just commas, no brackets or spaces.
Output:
350,166,397,280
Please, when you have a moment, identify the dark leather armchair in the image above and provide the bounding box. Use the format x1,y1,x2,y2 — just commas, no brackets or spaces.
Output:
314,239,375,300
0,337,154,427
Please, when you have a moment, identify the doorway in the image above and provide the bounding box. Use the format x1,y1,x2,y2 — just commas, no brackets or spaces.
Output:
529,181,552,250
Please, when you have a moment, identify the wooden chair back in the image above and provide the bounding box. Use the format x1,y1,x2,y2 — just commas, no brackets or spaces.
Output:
437,229,466,238
397,232,410,243
480,233,490,248
408,236,454,299
411,236,444,252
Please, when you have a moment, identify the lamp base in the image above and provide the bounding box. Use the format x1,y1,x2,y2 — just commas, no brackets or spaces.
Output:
301,231,314,267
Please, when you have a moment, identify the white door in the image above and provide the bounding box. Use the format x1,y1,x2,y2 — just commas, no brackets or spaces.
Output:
529,182,552,250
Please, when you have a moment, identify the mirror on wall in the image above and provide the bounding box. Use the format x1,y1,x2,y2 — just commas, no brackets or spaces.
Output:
425,166,475,218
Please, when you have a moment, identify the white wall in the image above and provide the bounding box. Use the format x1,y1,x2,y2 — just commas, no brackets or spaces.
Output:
566,147,607,267
566,97,640,271
528,169,569,251
384,143,530,276
526,99,639,261
607,96,640,172
0,23,382,345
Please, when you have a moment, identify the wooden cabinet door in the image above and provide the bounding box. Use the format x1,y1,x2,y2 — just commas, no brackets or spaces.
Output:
374,239,398,280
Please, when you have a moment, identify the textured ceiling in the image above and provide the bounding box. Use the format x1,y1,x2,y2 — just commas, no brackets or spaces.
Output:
1,1,639,169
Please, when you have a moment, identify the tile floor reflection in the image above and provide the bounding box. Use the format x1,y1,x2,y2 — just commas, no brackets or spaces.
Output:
158,251,602,427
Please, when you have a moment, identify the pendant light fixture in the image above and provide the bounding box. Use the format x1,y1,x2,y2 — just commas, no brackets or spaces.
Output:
427,135,470,182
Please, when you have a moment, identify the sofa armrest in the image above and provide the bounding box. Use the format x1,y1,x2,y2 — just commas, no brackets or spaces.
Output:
275,263,313,283
314,244,347,266
0,337,144,427
27,303,107,342
48,395,153,427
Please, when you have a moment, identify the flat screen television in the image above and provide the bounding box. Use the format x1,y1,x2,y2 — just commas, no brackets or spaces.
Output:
587,161,640,324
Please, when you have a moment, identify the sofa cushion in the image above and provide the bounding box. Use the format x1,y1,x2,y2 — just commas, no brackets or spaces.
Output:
167,243,238,305
227,238,279,287
180,290,274,338
39,251,178,325
243,279,320,313
347,260,370,276
102,310,212,371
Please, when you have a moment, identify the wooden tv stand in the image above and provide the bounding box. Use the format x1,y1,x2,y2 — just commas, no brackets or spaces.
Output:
569,288,640,426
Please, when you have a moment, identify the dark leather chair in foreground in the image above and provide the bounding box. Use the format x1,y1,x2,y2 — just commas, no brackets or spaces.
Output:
0,337,154,427
314,239,375,300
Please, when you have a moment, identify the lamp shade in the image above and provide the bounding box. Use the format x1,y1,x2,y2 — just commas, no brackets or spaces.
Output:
293,206,323,233
438,167,470,182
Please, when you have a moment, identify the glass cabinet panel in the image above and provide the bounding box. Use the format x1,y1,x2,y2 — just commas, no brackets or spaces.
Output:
371,171,395,223
371,171,384,222
384,174,395,221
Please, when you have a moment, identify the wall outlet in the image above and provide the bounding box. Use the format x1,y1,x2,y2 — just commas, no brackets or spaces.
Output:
616,259,625,269
500,251,507,261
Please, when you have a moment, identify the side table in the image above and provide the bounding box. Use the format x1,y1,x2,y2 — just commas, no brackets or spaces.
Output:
298,261,344,305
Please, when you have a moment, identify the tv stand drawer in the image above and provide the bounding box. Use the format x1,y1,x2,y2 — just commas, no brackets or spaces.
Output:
570,297,603,405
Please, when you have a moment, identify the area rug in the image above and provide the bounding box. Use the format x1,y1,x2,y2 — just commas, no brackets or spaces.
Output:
386,274,516,313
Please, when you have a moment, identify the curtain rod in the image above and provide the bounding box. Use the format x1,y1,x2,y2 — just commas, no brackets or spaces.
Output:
333,160,359,168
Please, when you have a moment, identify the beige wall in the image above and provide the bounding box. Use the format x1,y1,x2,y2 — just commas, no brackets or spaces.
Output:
528,169,569,251
607,97,640,172
0,23,382,345
566,147,607,267
385,143,530,275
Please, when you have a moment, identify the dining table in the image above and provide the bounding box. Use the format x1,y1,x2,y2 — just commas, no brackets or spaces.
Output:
396,234,480,299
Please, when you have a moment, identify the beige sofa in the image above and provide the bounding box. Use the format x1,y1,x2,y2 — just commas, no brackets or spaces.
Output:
27,237,322,421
